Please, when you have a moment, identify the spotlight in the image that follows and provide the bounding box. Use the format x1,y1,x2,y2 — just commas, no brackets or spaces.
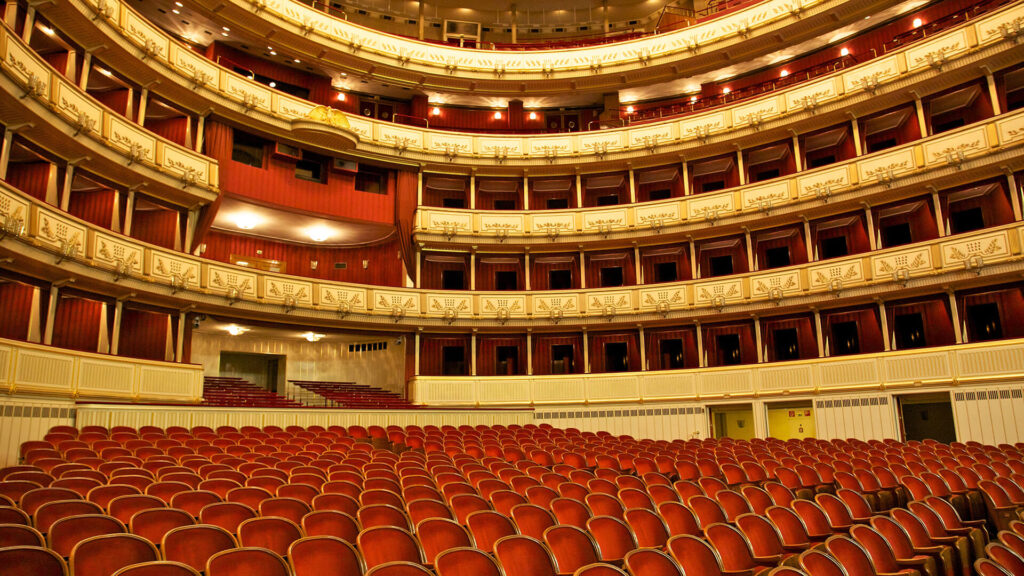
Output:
493,111,503,120
431,106,441,116
840,47,850,57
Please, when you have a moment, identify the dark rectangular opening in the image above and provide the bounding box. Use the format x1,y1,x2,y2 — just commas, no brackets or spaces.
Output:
807,154,837,169
966,302,1002,342
831,321,860,356
709,255,734,277
354,166,386,194
549,269,572,290
649,189,672,201
660,339,685,369
754,168,780,182
551,344,574,374
881,222,913,248
231,130,267,168
932,117,966,134
494,271,517,291
442,346,465,376
295,153,325,183
604,342,629,372
717,334,742,365
772,328,801,361
496,346,518,375
654,262,678,283
546,197,570,210
866,137,898,154
894,313,926,349
493,199,517,210
596,194,619,206
600,266,624,287
764,246,791,269
441,197,465,209
701,180,726,193
950,207,985,234
441,270,465,290
820,236,849,260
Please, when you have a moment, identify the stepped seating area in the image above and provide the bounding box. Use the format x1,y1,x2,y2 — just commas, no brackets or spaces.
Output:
3,425,1024,576
201,378,303,409
290,381,420,410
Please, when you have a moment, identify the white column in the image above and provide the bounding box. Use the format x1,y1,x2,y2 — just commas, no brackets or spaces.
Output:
59,163,77,212
913,94,929,137
850,117,863,156
526,331,533,376
744,228,754,271
137,88,149,126
4,1,18,28
193,113,207,153
176,311,186,361
681,158,691,196
803,218,814,262
43,284,59,346
689,240,698,279
638,326,647,371
523,173,529,210
184,207,199,254
469,251,476,290
878,301,891,351
414,332,421,376
79,52,92,90
0,128,14,180
628,167,637,203
471,331,477,376
634,245,642,284
123,187,138,236
469,171,476,210
736,148,746,186
417,169,424,205
813,309,825,357
579,249,586,289
110,300,124,355
20,6,34,43
984,69,1002,116
524,251,531,291
792,133,803,172
575,173,583,208
695,322,705,368
948,291,964,344
582,330,590,374
1006,172,1022,222
865,205,878,251
931,188,946,237
754,316,764,363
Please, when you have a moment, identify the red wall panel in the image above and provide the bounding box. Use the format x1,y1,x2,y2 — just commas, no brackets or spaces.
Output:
5,162,52,202
131,208,179,250
146,117,189,147
0,282,35,341
588,331,641,373
119,308,169,361
51,296,102,353
68,189,115,229
477,335,527,376
532,334,584,375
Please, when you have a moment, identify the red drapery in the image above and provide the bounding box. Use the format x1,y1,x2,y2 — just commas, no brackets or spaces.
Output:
585,251,636,288
886,298,955,349
640,245,692,283
691,155,739,194
762,315,817,361
744,141,796,182
420,253,469,290
476,179,522,210
68,189,116,229
119,308,170,361
207,43,336,106
960,286,1024,340
588,332,641,373
146,117,190,147
803,125,858,166
531,254,579,290
204,122,395,223
703,322,757,367
823,307,884,355
863,105,921,150
422,176,468,208
698,237,749,276
875,197,938,246
533,334,583,375
636,168,684,202
202,230,404,286
755,227,807,268
420,336,470,376
131,208,179,250
926,79,993,133
476,335,527,376
529,178,576,210
395,170,418,274
5,162,52,202
813,213,871,256
581,173,627,207
476,256,524,291
51,295,103,353
94,90,133,120
0,281,35,341
942,180,1014,232
645,328,700,370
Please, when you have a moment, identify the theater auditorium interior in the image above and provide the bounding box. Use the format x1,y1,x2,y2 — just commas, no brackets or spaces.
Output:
1,0,1024,573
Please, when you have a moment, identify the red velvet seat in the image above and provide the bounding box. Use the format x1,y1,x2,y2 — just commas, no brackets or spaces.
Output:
358,525,424,569
48,513,126,556
544,524,601,576
705,522,776,575
288,535,364,576
416,517,472,567
198,501,256,535
587,515,638,565
467,509,518,553
69,533,159,576
129,508,195,545
237,516,303,557
666,534,731,576
0,523,46,547
206,547,290,576
435,546,503,576
162,524,237,573
799,549,847,576
0,546,68,576
826,534,919,576
625,507,671,549
493,535,559,576
365,561,433,575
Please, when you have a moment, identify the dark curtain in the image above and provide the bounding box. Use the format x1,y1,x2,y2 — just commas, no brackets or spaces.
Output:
960,287,1024,340
146,117,190,147
207,43,335,106
640,246,691,283
119,308,169,361
823,307,884,355
876,198,938,245
68,189,116,229
886,298,955,349
703,322,757,367
51,295,103,353
531,255,578,290
477,257,524,291
420,336,470,376
637,168,684,202
755,227,807,268
691,155,739,194
5,162,52,202
698,237,749,276
533,334,583,375
94,90,132,119
813,213,871,255
477,335,527,376
421,254,469,290
589,332,641,373
582,174,627,207
131,208,179,250
585,251,636,287
645,328,700,370
0,281,35,341
762,315,817,361
422,176,468,208
942,180,1014,232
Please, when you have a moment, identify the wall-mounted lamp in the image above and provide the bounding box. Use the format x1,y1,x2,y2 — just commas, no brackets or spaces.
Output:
310,260,318,270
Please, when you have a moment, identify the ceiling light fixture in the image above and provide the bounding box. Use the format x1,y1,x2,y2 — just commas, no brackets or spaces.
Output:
493,111,503,120
840,47,850,56
303,332,325,342
172,8,180,13
268,81,277,88
226,324,249,336
912,17,922,28
528,111,537,120
780,69,789,77
98,68,112,77
722,87,731,94
625,105,635,114
40,25,55,36
175,1,183,5
307,225,333,242
690,96,698,103
234,212,261,230
431,106,441,116
294,59,301,63
222,26,230,31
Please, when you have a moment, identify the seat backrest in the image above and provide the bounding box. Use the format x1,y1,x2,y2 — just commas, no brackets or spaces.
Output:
975,558,1013,576
799,549,848,576
766,505,811,546
550,497,591,529
741,486,774,515
510,503,556,540
666,534,723,576
825,535,875,576
434,547,503,576
850,524,901,572
656,501,700,537
48,513,126,556
34,500,104,534
130,508,195,545
466,510,517,553
357,525,424,569
999,530,1024,557
624,548,684,576
0,545,68,576
416,517,472,566
237,516,303,556
493,535,558,576
624,507,670,549
736,513,785,557
301,510,359,542
111,561,202,576
162,524,237,572
688,495,727,529
288,535,364,576
986,543,1024,575
206,547,290,576
835,489,873,519
543,524,601,575
584,493,625,520
868,516,917,560
587,515,638,563
705,522,759,572
792,500,833,536
906,501,950,538
70,533,159,576
0,523,45,547
573,563,629,576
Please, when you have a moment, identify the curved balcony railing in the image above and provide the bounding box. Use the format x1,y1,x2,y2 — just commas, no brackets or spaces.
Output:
44,0,1024,169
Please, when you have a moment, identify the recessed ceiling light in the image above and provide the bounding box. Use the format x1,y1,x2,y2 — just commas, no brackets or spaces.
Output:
307,225,333,242
294,59,301,63
234,212,261,230
270,51,277,55
98,68,112,77
221,32,229,36
40,25,54,35
303,332,325,342
337,92,346,101
172,9,180,13
226,324,249,336
175,1,183,6
222,26,230,31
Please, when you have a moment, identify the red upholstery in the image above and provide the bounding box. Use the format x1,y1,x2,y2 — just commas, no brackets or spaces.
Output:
288,535,364,576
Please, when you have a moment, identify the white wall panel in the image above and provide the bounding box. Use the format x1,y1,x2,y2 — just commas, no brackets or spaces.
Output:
813,395,897,441
534,403,708,441
953,386,1024,445
0,397,75,467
